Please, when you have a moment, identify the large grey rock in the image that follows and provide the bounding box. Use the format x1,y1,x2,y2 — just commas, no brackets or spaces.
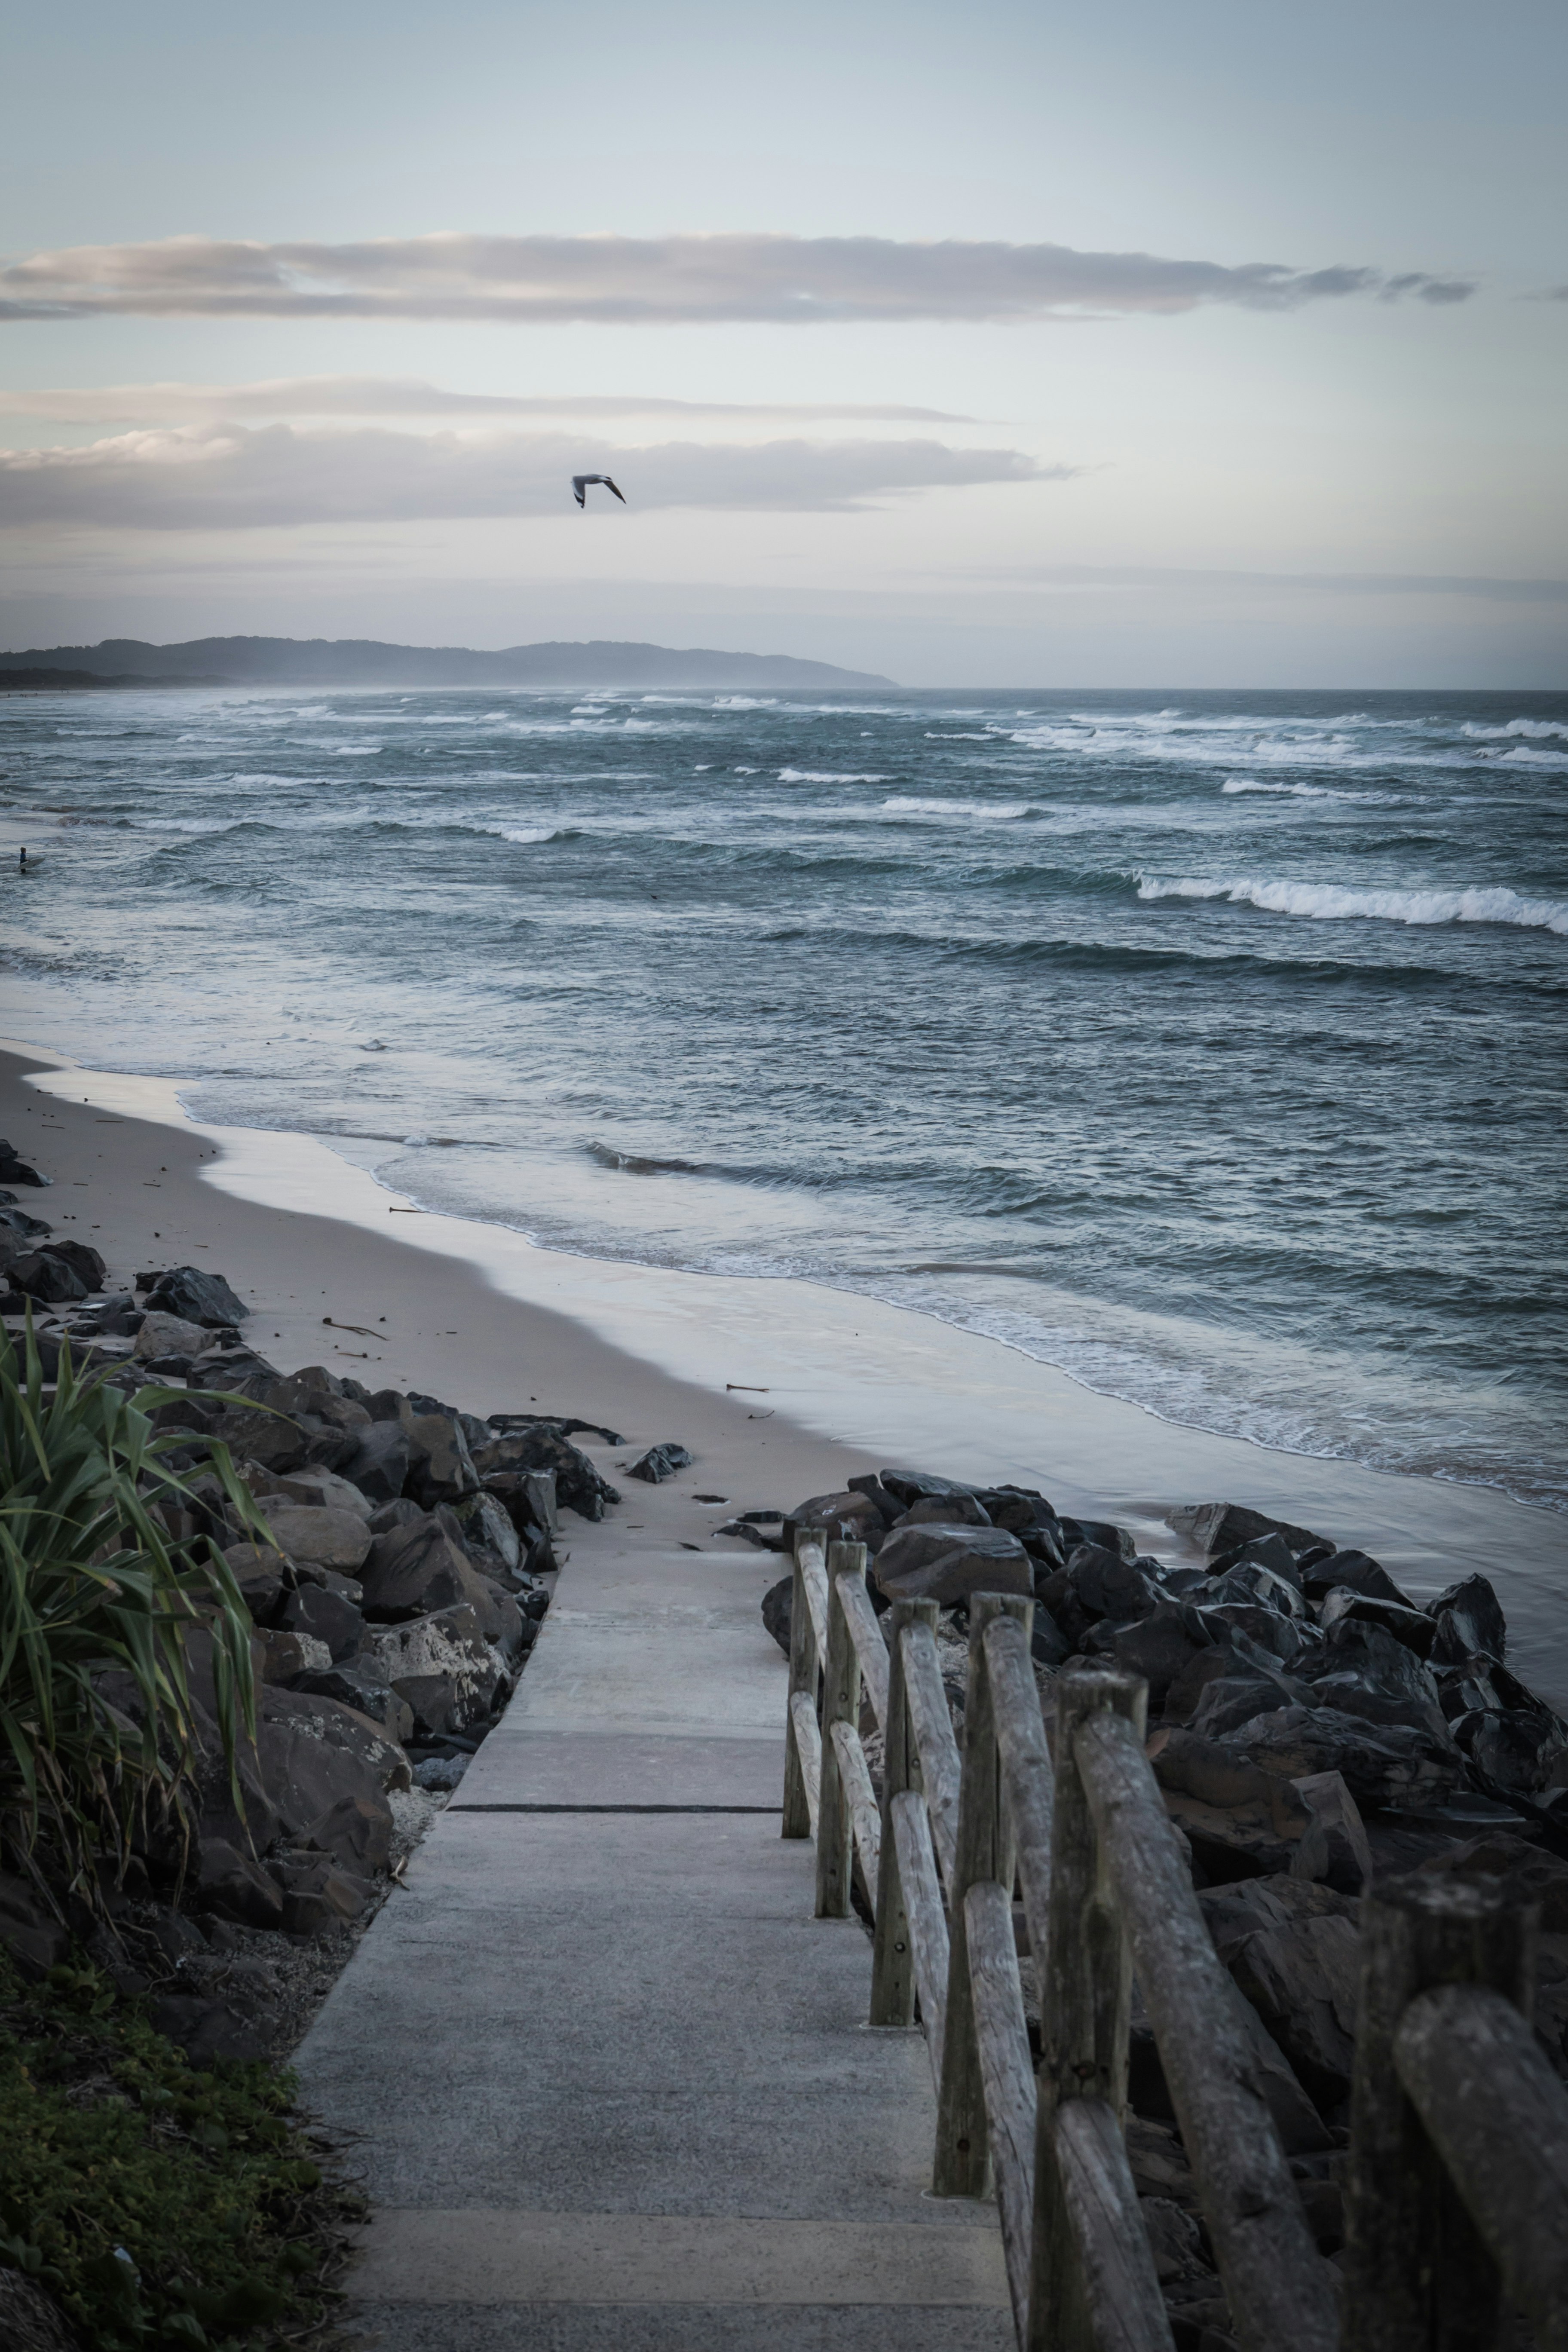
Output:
873,1521,1031,1607
1427,1573,1507,1665
459,1488,523,1573
1202,1559,1308,1620
335,1416,412,1504
132,1308,211,1362
405,1410,481,1507
761,1575,792,1657
144,1264,250,1325
1301,1618,1452,1743
258,1683,410,1803
878,1468,982,1508
1289,1770,1373,1896
258,1501,372,1571
370,1604,509,1736
279,1581,364,1663
5,1247,90,1304
193,1834,285,1928
360,1508,518,1642
895,1490,992,1529
1200,1874,1362,2112
786,1487,889,1550
1167,1502,1327,1558
295,1662,414,1743
1317,1587,1436,1657
1222,1703,1466,1809
1069,1543,1163,1624
626,1442,694,1484
263,1464,376,1519
473,1422,620,1520
1299,1547,1412,1608
1103,1605,1218,1709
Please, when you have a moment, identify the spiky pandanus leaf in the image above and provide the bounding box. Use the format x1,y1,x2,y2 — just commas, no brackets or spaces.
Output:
0,1317,270,1903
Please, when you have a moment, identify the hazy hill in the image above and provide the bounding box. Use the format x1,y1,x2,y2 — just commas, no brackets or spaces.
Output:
0,635,893,691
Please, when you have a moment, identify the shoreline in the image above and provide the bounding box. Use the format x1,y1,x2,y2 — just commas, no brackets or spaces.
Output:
2,1029,1563,1703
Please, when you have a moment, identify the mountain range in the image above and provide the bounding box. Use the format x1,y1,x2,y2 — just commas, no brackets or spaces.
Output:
0,635,892,691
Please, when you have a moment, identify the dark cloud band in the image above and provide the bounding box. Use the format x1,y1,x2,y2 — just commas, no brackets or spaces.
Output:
0,232,1475,323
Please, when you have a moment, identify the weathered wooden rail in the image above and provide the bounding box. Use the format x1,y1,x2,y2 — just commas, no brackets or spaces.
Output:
781,1530,1568,2352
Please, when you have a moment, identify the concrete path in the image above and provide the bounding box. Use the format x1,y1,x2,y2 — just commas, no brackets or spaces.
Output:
294,1528,1009,2349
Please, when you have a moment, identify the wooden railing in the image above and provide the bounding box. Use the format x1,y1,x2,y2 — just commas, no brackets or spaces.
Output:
781,1530,1568,2352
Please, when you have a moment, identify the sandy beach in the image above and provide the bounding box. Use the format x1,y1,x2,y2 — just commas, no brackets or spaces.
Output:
3,1032,1562,1701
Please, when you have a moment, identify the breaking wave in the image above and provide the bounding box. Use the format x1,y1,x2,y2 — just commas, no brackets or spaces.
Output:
1137,876,1568,934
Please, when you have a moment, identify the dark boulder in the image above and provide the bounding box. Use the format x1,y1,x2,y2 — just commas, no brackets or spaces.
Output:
1427,1573,1507,1665
1069,1543,1163,1624
626,1441,694,1483
370,1603,509,1735
1201,1560,1309,1620
37,1236,106,1290
192,1835,285,1929
1167,1502,1327,1559
761,1575,792,1657
1218,1703,1466,1809
149,1992,270,2066
404,1411,481,1507
1317,1588,1436,1657
878,1468,982,1508
335,1417,413,1505
873,1521,1032,1607
0,1139,47,1186
1300,1618,1452,1744
1058,1516,1137,1561
472,1423,621,1520
1029,1606,1072,1667
360,1509,515,1639
1299,1547,1412,1608
144,1264,250,1325
1200,1874,1361,2113
5,1247,90,1304
276,1858,377,1938
894,1490,992,1529
279,1582,364,1663
294,1662,414,1743
1458,1709,1568,1799
787,1488,889,1550
1289,1770,1373,1897
845,1473,905,1525
1106,1605,1220,1710
260,1502,372,1572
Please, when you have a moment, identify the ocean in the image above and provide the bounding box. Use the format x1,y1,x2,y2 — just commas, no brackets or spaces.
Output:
3,683,1565,1512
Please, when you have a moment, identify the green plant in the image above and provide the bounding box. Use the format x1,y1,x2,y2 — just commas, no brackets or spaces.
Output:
0,1318,266,1905
0,1948,363,2348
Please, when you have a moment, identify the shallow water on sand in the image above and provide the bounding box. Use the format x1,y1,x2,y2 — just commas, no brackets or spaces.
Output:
3,683,1565,1510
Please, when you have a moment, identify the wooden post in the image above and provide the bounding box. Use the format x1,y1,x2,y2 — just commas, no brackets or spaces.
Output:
1027,1664,1145,2352
1342,1874,1537,2352
781,1529,820,1840
933,1590,1032,2199
870,1596,936,2025
815,1540,868,1918
985,1611,1056,1962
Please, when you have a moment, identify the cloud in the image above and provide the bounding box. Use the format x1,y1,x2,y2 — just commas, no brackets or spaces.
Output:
0,377,974,426
0,422,1060,529
980,564,1568,603
0,233,1477,324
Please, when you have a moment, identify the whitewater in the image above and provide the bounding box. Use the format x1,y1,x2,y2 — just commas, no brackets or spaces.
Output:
2,682,1564,1508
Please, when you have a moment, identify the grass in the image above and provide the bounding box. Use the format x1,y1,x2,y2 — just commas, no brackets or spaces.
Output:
0,1317,264,1906
0,1948,364,2348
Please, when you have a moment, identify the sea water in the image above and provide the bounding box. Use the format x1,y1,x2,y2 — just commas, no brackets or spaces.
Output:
3,684,1564,1510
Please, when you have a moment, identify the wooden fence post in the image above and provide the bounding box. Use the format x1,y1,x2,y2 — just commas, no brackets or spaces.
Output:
870,1597,936,2025
1342,1874,1537,2352
815,1540,869,1918
1028,1663,1146,2352
933,1590,1032,2199
781,1529,820,1840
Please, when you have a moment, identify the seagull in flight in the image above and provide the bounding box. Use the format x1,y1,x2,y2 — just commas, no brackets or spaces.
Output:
572,473,626,508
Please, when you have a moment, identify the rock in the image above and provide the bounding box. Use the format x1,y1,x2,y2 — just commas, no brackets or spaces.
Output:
1129,1968,1330,2154
0,1139,47,1186
1141,2197,1208,2285
1202,1560,1309,1621
1183,1632,1314,1736
144,1264,250,1325
371,1604,509,1736
786,1488,889,1550
1216,1531,1305,1589
873,1521,1032,1607
1105,1606,1219,1709
368,1495,425,1535
258,1501,372,1571
1058,1516,1138,1561
306,1789,394,1874
1415,1831,1568,1933
626,1441,694,1483
1070,1544,1164,1624
294,1662,414,1743
1300,1619,1452,1744
336,1416,413,1504
1288,1771,1373,1896
479,1470,559,1552
1460,1709,1568,1799
761,1575,792,1656
256,1627,332,1683
1200,1875,1361,2112
1167,1503,1327,1559
1299,1548,1412,1608
258,1682,409,1817
1427,1573,1507,1665
1146,1726,1306,1884
0,2266,81,2352
360,1509,514,1636
414,1753,470,1791
279,1583,365,1663
460,1488,522,1574
845,1473,906,1525
895,1490,992,1528
263,1465,375,1519
1226,1704,1465,1809
5,1248,90,1304
1317,1588,1436,1657
208,1403,312,1474
878,1468,982,1508
472,1423,621,1520
1030,1607,1072,1667
34,1237,106,1290
193,1835,286,1928
403,1410,481,1507
223,1540,289,1623
149,1992,270,2065
0,1869,70,1975
279,1861,376,1938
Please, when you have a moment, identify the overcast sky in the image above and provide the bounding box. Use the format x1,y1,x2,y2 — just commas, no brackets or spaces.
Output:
2,0,1564,684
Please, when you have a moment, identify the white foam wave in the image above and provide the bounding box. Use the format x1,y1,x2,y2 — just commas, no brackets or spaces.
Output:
882,795,1030,819
712,696,778,709
778,767,888,784
1461,718,1568,741
1138,875,1568,934
1220,775,1393,803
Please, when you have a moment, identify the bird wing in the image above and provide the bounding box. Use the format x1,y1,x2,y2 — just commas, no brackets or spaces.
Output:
603,476,626,503
571,476,588,505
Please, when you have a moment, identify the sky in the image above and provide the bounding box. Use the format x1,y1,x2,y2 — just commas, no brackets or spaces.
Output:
1,0,1565,685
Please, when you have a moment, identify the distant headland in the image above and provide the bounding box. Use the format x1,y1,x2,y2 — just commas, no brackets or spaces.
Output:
0,634,894,691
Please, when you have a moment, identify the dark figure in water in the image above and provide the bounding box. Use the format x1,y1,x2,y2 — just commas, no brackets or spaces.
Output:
17,847,27,873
